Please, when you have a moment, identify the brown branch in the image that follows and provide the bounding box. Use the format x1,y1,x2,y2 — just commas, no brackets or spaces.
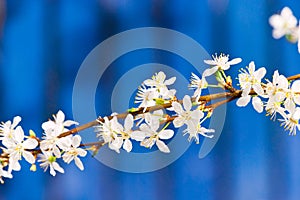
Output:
80,141,104,147
57,91,236,138
58,120,99,138
57,74,300,138
287,74,300,81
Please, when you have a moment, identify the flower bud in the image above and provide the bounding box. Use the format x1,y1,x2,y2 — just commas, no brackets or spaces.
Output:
29,130,36,137
30,164,37,172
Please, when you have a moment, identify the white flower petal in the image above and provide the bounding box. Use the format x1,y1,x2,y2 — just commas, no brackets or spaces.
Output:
228,58,242,65
131,131,146,141
72,135,81,147
294,96,300,106
49,165,56,176
236,95,251,107
273,29,286,39
123,139,132,152
42,121,56,132
198,127,215,137
110,137,123,150
74,157,84,171
204,59,217,65
172,102,183,114
156,140,170,153
202,67,218,77
2,139,15,149
173,117,184,128
14,126,24,143
248,62,256,73
53,146,62,158
124,114,134,131
63,120,78,127
22,151,35,164
157,71,166,82
269,15,282,28
284,98,296,113
23,138,38,149
139,124,151,134
12,116,22,128
254,67,266,80
292,80,300,93
159,130,174,140
183,95,192,111
9,160,21,171
164,77,176,85
56,110,65,124
53,162,65,174
150,119,160,132
278,75,289,89
252,96,264,113
57,137,72,151
77,148,87,157
275,92,286,102
253,84,264,96
191,110,204,121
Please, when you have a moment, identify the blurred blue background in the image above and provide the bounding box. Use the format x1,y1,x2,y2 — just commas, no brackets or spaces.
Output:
1,0,300,200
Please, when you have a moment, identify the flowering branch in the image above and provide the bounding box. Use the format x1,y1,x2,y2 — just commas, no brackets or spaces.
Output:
0,5,299,185
269,7,300,53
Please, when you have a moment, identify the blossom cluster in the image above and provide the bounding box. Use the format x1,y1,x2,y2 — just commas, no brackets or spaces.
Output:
0,5,299,185
95,70,216,154
269,7,300,53
0,111,87,183
236,62,300,135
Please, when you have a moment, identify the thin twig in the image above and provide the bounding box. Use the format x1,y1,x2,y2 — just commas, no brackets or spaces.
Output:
57,74,300,138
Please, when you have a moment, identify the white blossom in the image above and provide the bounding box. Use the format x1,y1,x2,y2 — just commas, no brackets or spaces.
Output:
264,71,300,119
40,110,78,158
203,54,242,77
172,95,203,130
236,61,266,113
283,80,300,112
0,163,12,184
120,114,134,152
62,135,87,170
96,116,123,153
265,100,286,120
2,126,38,171
189,73,208,102
0,116,21,141
135,109,165,129
137,116,174,153
135,84,159,111
269,7,298,39
279,107,300,135
38,152,64,176
96,115,143,153
135,71,176,112
143,71,176,97
266,70,289,102
42,110,78,134
183,123,214,144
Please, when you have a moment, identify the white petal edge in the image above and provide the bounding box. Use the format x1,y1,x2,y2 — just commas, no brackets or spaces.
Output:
236,95,251,107
156,140,170,153
252,96,264,113
159,129,174,140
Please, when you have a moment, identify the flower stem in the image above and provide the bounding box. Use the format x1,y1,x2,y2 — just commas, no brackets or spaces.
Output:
57,74,300,138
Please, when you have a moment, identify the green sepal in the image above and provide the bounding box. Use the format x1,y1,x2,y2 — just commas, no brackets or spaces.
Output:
48,156,56,163
215,70,225,84
29,129,36,137
127,107,140,113
154,98,165,105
